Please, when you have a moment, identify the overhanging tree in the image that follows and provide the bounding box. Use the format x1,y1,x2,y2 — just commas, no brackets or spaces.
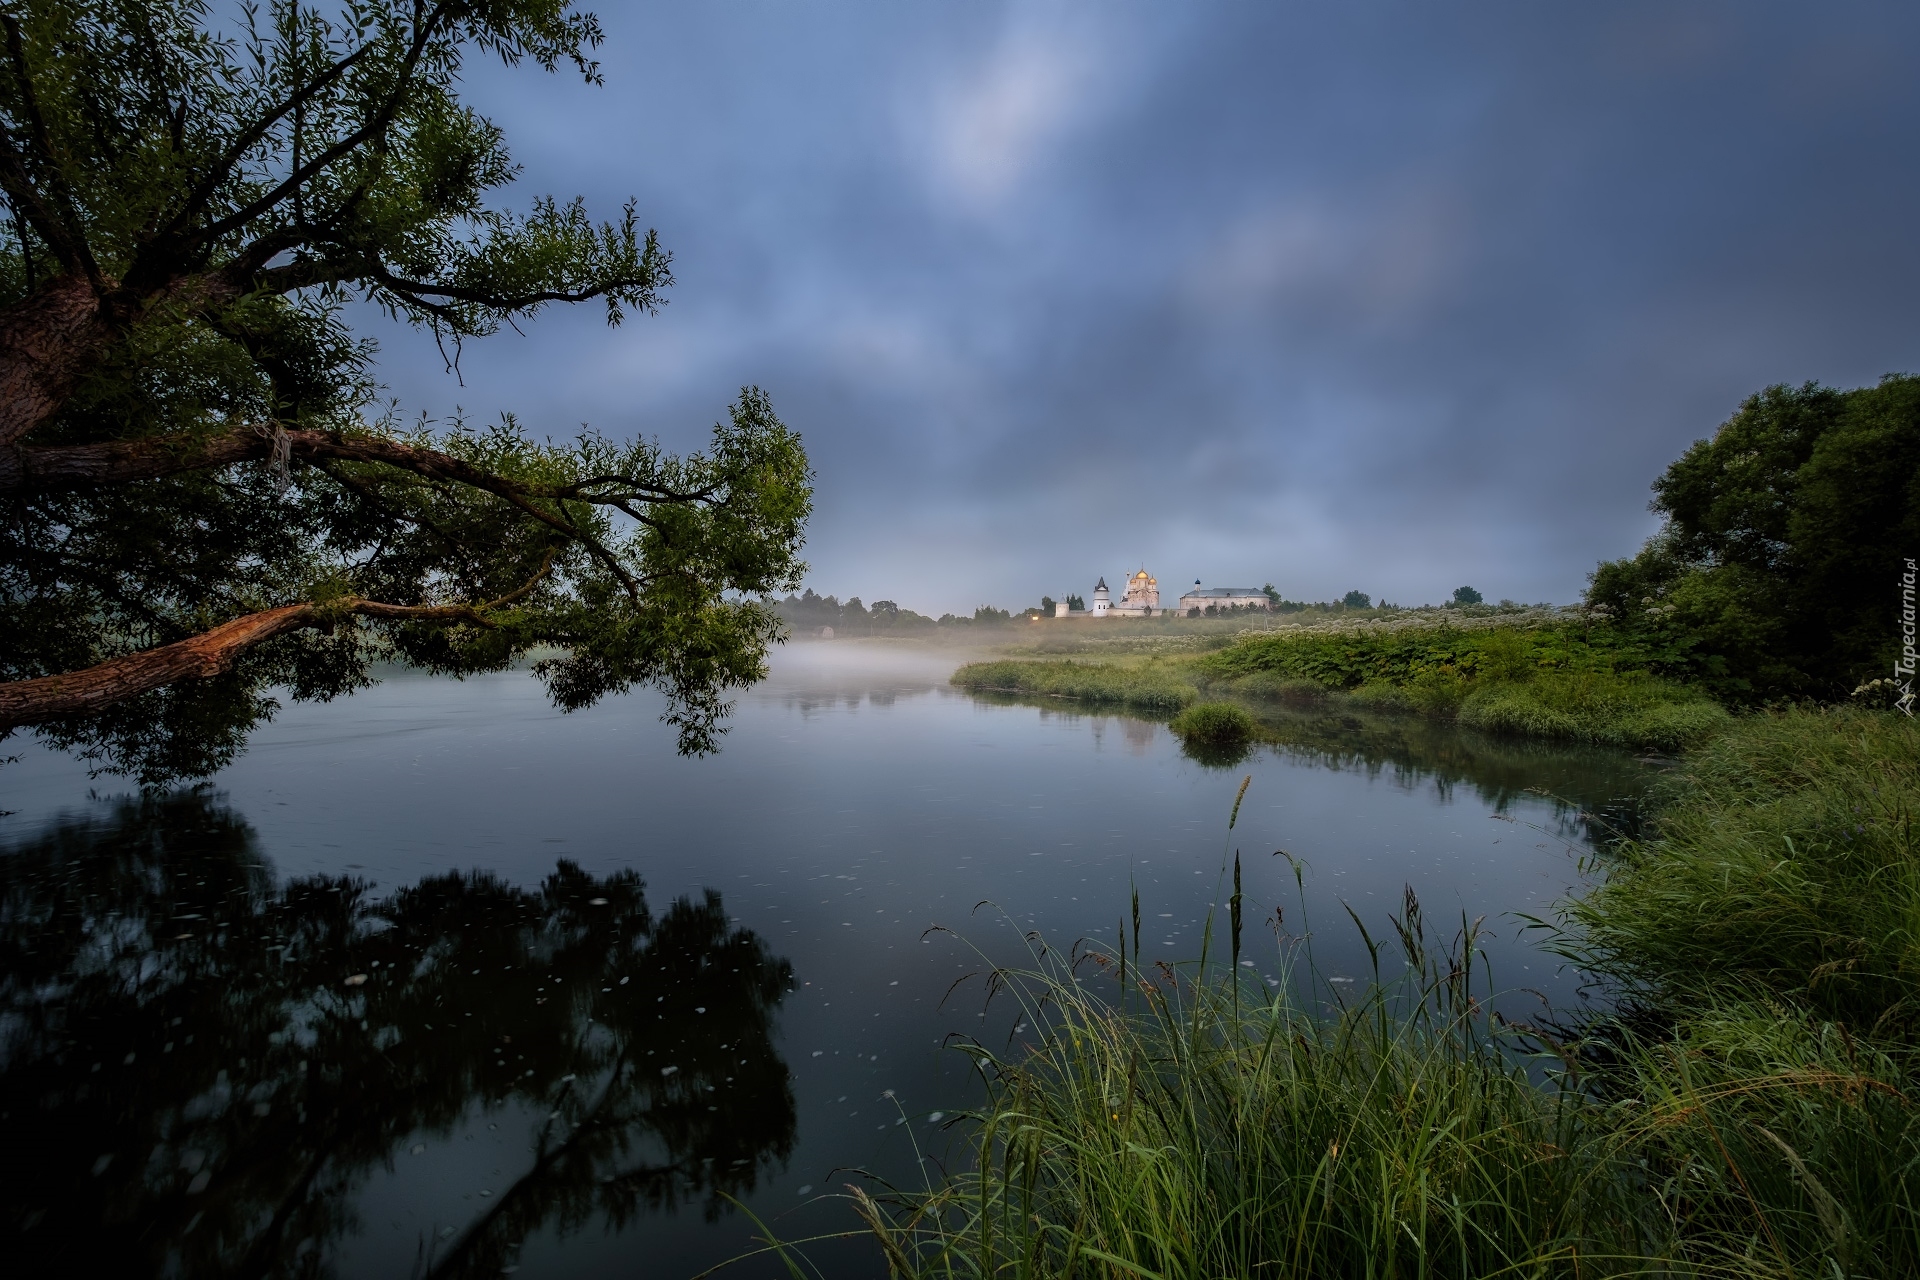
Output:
0,0,812,783
1587,375,1920,698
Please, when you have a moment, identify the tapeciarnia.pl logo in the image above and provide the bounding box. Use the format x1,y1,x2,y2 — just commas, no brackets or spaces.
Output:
1899,558,1917,717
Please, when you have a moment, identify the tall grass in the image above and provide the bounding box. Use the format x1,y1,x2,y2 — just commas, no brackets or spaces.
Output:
1566,707,1920,1033
850,711,1920,1277
855,896,1621,1279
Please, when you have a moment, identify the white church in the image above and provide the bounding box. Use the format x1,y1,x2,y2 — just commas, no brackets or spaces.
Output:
1054,569,1160,617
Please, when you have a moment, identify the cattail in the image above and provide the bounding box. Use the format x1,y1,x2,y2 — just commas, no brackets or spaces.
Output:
1230,851,1243,996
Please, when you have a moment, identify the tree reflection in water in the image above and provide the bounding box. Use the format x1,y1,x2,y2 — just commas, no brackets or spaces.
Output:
0,793,796,1278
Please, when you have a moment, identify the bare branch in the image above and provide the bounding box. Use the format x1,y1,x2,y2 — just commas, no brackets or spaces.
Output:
0,125,83,274
366,260,655,314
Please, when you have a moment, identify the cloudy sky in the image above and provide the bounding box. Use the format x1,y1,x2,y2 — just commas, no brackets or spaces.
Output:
365,0,1920,616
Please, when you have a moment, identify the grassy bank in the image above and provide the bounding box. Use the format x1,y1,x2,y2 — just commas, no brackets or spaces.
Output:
1567,707,1920,1031
854,709,1920,1277
957,618,1732,753
950,658,1197,713
1199,621,1729,753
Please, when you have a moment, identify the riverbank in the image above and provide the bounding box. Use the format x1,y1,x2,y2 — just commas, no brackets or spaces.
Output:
855,707,1920,1277
954,615,1731,753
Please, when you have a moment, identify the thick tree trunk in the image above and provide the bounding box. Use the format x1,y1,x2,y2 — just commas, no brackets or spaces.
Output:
0,604,319,728
0,424,268,491
0,273,112,448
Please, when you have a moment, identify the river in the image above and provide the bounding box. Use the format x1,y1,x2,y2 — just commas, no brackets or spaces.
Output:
0,641,1657,1277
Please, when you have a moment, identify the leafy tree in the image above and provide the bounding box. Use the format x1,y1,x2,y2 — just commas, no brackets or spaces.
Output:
0,0,811,785
1262,583,1280,608
1039,595,1056,615
1587,376,1920,698
1451,585,1483,606
1342,591,1372,609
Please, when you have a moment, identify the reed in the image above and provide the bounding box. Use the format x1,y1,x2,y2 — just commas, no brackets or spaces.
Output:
852,900,1619,1279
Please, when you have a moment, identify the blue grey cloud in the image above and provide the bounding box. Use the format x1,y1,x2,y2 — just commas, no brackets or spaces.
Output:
359,0,1920,614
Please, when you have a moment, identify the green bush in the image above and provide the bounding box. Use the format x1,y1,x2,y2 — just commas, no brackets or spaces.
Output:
1168,701,1256,746
1588,375,1920,700
962,626,1735,753
1347,679,1413,712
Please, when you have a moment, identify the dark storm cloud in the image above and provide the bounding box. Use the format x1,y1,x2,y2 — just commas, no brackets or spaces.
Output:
361,0,1920,614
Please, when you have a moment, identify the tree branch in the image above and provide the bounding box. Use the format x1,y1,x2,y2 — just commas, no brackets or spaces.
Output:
1,423,709,503
0,603,318,727
0,551,559,730
192,4,456,247
152,37,379,250
0,125,84,275
0,15,101,288
366,260,654,314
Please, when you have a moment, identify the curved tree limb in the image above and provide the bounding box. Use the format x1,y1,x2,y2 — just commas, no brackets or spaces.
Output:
0,550,558,730
0,603,318,727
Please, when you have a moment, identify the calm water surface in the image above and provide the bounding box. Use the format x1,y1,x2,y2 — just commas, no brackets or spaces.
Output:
1,642,1655,1277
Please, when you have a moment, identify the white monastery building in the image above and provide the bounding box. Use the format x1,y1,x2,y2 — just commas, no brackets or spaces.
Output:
1177,581,1270,613
1053,570,1269,619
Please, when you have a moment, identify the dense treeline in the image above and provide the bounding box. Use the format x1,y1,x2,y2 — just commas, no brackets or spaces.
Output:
1586,374,1920,700
770,589,937,635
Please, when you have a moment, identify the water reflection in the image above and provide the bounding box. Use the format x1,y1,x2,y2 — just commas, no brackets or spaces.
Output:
0,794,794,1278
972,691,1656,846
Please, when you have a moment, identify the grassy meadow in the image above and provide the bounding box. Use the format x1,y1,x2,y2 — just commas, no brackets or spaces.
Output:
851,708,1920,1278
